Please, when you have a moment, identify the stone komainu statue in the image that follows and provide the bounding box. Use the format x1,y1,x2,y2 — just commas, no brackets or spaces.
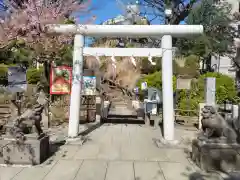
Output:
11,103,45,141
201,106,239,143
192,105,240,172
29,103,44,135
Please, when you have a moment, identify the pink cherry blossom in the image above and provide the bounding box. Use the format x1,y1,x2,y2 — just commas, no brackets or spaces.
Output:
0,0,94,53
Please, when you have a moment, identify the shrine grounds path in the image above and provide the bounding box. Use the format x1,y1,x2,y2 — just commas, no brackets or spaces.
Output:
0,124,226,180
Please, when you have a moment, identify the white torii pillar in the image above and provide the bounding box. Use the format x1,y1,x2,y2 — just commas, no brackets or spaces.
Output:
68,34,84,137
47,25,203,140
161,35,174,140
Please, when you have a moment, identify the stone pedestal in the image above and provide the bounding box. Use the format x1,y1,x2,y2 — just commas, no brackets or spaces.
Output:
192,138,240,172
0,134,49,165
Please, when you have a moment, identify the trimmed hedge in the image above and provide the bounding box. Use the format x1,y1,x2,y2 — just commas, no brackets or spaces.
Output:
27,68,44,84
0,64,43,85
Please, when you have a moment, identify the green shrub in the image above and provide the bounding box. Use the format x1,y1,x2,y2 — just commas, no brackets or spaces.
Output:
136,71,176,101
137,71,176,91
177,97,199,116
0,64,8,86
27,68,43,84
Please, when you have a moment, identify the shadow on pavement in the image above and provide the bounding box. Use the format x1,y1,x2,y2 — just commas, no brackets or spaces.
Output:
43,140,66,165
79,122,103,136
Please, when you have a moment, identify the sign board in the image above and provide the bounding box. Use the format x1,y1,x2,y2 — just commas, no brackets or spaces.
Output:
82,76,96,95
8,66,27,93
176,78,192,90
141,82,147,90
50,65,72,95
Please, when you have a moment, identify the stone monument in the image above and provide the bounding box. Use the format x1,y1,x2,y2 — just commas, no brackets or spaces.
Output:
0,92,50,165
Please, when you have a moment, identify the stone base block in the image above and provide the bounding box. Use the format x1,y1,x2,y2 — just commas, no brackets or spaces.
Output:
0,134,49,165
192,138,240,172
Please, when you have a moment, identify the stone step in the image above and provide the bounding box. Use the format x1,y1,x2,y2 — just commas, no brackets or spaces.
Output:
109,108,136,115
111,104,128,107
104,117,144,124
111,100,128,103
108,113,138,118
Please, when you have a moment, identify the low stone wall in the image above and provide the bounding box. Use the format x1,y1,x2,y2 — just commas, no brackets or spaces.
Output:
0,105,11,130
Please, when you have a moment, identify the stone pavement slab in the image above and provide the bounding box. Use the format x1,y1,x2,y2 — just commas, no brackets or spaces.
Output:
0,166,23,180
74,160,107,180
134,161,165,180
74,144,100,160
51,145,79,160
97,143,121,160
43,160,82,180
159,162,196,180
164,148,191,163
12,164,54,180
105,161,134,180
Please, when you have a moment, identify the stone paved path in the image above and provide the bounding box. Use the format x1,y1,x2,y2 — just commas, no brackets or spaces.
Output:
0,124,222,180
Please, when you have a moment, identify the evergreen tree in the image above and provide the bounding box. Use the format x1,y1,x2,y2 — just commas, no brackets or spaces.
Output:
175,0,238,69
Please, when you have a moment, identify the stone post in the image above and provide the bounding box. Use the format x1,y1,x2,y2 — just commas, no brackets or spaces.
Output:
204,77,216,106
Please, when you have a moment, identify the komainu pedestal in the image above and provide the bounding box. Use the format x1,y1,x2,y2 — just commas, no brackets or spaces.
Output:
0,101,50,165
0,133,49,165
192,138,240,172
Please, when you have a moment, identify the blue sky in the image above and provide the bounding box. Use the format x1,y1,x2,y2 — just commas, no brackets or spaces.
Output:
0,0,187,24
90,0,166,24
91,0,122,24
89,0,165,25
83,0,186,45
90,0,188,25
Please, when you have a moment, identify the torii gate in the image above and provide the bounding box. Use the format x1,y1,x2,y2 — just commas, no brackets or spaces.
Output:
47,24,204,141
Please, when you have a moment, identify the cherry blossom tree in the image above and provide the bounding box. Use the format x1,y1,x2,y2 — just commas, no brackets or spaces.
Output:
0,0,94,57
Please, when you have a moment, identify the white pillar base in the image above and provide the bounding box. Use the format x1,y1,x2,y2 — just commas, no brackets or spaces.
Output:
66,137,84,145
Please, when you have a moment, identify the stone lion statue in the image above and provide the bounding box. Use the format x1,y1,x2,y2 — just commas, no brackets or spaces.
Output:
200,105,238,143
